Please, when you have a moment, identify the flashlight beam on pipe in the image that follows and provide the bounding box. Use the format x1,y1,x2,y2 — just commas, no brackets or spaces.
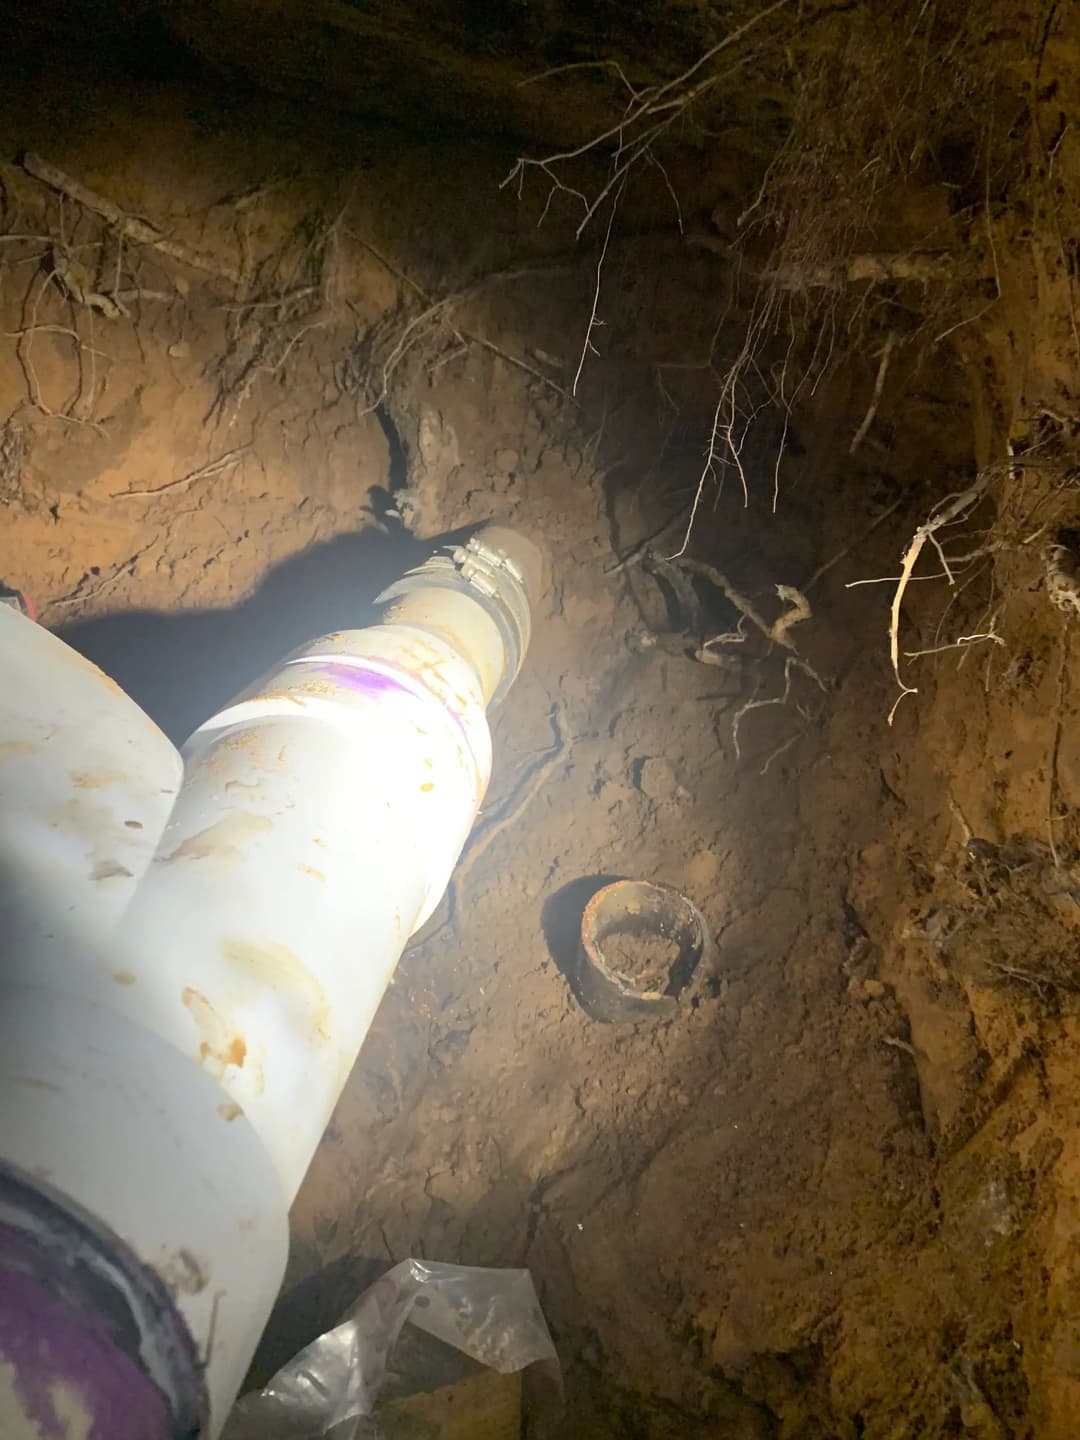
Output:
0,525,544,1437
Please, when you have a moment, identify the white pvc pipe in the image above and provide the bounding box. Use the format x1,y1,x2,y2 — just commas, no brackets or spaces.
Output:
0,607,287,1434
0,527,540,1435
111,617,498,1203
0,605,182,966
0,985,289,1432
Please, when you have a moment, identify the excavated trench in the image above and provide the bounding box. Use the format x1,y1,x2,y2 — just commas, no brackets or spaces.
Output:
5,3,1080,1436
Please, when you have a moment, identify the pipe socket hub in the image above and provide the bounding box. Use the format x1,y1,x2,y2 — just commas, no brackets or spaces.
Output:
378,525,544,707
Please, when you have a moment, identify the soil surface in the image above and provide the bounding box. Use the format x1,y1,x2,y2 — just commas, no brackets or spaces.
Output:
597,931,683,987
5,6,1080,1438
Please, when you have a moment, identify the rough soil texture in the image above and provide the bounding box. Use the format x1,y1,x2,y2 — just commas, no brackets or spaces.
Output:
598,931,682,985
6,7,1080,1438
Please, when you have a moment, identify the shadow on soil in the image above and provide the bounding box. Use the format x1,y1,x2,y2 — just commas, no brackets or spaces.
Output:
58,524,427,743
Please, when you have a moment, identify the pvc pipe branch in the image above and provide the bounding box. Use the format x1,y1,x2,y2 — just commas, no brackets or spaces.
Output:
0,525,543,1438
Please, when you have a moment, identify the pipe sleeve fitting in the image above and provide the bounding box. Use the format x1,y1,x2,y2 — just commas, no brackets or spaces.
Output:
376,525,545,706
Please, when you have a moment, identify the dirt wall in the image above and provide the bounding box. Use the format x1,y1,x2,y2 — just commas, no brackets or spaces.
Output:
4,24,1080,1440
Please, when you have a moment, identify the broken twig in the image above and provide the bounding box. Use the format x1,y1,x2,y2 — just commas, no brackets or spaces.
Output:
114,446,250,499
676,558,818,670
605,508,689,574
850,331,897,454
22,153,241,286
884,472,992,724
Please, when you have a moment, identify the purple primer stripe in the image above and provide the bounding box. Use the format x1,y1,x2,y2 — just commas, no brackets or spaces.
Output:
309,658,482,780
0,1223,170,1440
317,659,419,701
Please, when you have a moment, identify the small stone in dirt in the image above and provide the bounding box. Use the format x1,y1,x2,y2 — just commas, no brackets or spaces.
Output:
493,447,519,474
637,756,678,803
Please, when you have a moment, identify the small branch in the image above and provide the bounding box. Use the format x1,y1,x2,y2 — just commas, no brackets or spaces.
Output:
885,472,993,724
258,319,325,374
22,152,241,285
643,148,684,233
517,58,641,96
700,617,748,651
462,329,575,404
932,299,998,347
358,297,456,415
903,630,1003,659
502,0,795,238
847,571,958,589
353,250,576,411
987,959,1053,1000
48,566,132,612
670,387,727,558
769,584,812,647
882,1035,918,1059
759,730,801,775
676,559,819,670
772,407,789,513
667,293,779,557
604,508,689,574
947,794,973,845
44,540,159,615
732,654,824,760
849,331,897,454
113,445,250,499
220,286,319,313
4,323,111,356
678,557,776,646
12,270,107,432
573,178,623,396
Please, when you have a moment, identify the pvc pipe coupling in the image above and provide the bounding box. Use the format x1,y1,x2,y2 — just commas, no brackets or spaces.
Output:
376,526,544,706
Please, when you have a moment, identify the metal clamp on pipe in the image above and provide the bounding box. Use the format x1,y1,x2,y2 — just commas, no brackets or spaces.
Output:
376,525,543,706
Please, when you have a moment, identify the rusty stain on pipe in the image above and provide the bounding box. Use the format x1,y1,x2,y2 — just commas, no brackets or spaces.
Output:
164,811,273,865
182,986,248,1080
71,769,127,790
219,936,333,1045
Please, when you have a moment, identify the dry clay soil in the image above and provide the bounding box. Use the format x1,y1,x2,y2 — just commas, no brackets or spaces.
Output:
4,67,1080,1440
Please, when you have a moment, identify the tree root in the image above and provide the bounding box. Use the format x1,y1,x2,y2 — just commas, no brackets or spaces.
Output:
22,153,241,286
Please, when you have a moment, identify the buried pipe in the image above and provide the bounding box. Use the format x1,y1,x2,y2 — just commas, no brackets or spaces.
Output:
0,525,544,1438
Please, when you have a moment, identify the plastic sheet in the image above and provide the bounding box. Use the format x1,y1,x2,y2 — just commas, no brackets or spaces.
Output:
222,1260,558,1439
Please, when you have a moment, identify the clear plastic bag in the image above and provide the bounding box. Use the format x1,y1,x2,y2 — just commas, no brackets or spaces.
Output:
222,1260,558,1439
